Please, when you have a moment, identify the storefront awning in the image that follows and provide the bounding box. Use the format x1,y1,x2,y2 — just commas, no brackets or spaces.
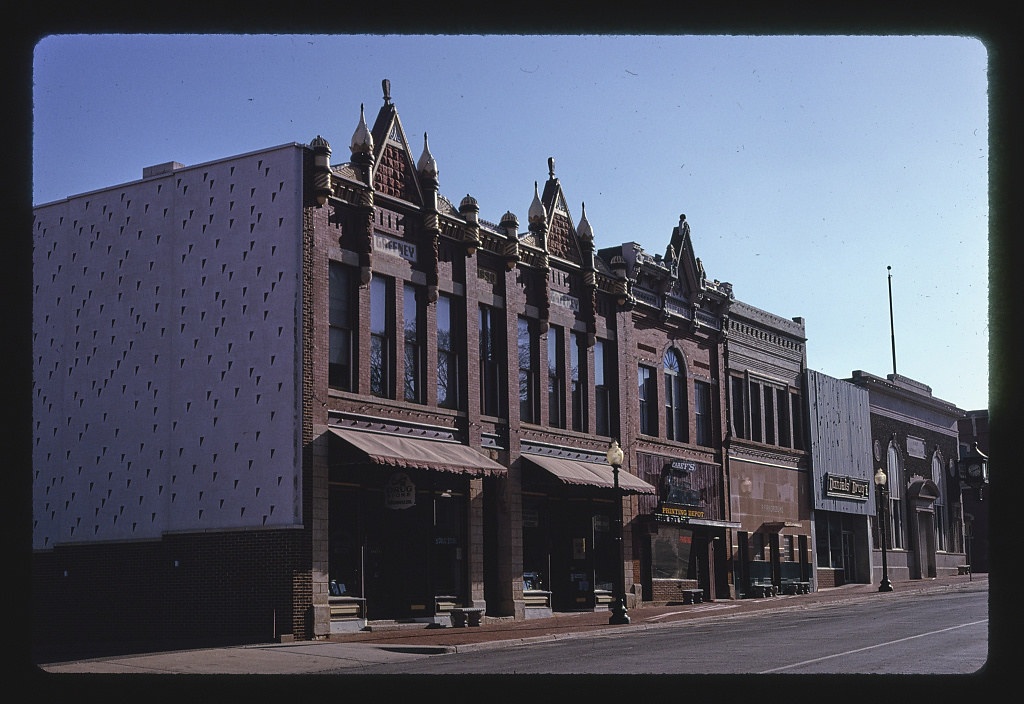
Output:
523,454,656,495
328,427,507,476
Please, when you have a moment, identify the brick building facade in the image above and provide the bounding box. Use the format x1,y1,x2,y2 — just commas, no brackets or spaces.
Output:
33,79,972,654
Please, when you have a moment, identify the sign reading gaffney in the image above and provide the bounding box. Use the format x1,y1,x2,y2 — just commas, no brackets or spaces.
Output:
824,473,870,500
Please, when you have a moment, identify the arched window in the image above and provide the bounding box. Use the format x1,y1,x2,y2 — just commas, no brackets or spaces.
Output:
663,349,688,442
932,450,946,551
886,442,905,549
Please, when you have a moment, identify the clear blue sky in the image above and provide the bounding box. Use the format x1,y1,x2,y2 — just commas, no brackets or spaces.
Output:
32,34,990,411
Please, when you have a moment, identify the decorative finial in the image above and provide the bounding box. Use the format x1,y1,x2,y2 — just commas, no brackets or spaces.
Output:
382,78,391,104
548,157,555,179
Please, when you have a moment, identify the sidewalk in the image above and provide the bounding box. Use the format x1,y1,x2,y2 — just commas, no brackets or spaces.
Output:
36,573,986,675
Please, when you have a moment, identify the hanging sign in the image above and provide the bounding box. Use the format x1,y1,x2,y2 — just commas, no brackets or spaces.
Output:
385,472,416,509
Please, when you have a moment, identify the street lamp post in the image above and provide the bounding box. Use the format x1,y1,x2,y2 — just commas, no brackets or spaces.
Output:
606,440,630,625
874,468,894,592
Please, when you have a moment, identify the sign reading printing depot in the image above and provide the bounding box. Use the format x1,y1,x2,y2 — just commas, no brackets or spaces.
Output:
385,472,416,509
824,473,870,500
373,232,417,263
656,460,705,523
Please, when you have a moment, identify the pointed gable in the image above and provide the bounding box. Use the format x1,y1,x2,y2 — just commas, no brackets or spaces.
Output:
540,157,582,265
368,80,424,206
665,214,705,297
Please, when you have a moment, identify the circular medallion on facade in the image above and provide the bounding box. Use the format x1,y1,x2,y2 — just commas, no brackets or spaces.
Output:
873,439,882,462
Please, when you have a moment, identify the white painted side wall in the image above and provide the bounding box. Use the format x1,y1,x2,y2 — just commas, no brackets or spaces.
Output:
32,144,306,549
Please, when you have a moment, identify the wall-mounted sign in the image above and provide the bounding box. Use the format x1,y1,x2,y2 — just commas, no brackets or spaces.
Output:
824,473,870,500
906,435,926,460
552,292,580,312
384,472,416,509
373,232,417,262
655,505,706,523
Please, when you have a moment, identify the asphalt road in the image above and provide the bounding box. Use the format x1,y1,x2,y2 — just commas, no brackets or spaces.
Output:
337,586,988,675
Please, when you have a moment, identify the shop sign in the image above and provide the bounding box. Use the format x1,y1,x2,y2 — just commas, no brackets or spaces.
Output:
655,504,706,524
824,473,870,500
373,232,417,262
384,472,416,509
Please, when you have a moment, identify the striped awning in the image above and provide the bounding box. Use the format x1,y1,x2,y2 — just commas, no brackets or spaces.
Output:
523,454,656,495
328,427,506,476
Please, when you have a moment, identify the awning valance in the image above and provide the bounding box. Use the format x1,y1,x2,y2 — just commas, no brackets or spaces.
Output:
328,427,507,476
523,454,656,495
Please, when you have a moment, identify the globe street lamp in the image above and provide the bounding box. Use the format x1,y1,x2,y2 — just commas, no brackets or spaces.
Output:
874,467,894,592
606,440,630,624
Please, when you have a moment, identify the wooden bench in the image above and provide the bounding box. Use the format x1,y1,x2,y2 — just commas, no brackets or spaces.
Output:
749,580,776,598
957,565,971,575
450,607,484,628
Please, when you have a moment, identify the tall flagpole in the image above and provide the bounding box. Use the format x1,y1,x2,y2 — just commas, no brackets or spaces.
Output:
887,265,897,376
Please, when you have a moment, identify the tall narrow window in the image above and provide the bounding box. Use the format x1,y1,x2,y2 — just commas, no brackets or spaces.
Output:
518,317,537,423
329,262,354,391
694,380,713,447
437,294,461,410
570,331,586,432
370,275,391,398
730,376,745,439
763,384,776,445
776,388,791,448
750,383,763,443
547,326,565,428
638,365,656,436
403,284,424,403
595,339,617,438
663,350,687,442
790,393,804,450
932,453,946,551
886,443,904,550
479,305,504,418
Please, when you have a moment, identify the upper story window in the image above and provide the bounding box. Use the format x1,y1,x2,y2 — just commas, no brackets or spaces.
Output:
694,379,713,447
436,294,462,410
547,325,565,429
479,305,505,418
638,364,657,436
329,262,354,391
570,331,586,432
886,442,905,550
594,339,618,439
518,317,538,423
730,374,801,451
402,283,424,403
370,275,393,398
663,349,687,442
